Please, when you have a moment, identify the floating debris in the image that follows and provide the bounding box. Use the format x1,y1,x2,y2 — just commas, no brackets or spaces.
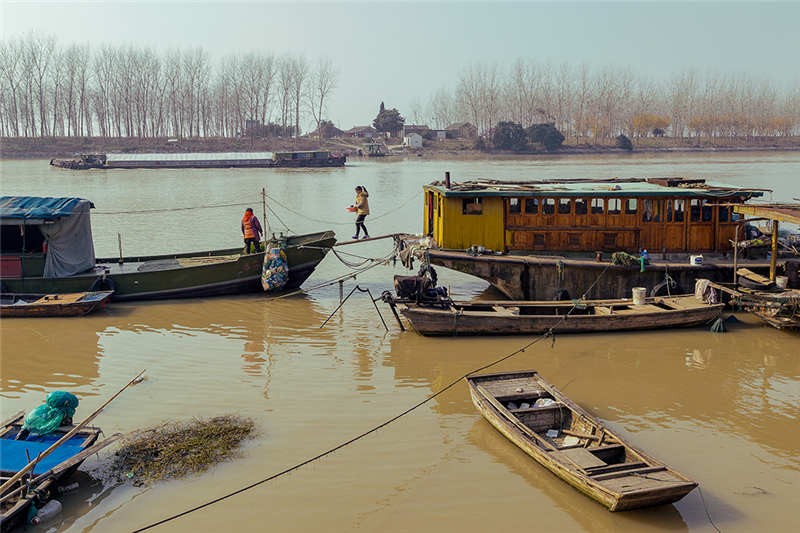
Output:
111,416,254,486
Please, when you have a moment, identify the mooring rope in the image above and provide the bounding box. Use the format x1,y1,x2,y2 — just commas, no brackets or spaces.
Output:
140,262,720,533
264,191,421,226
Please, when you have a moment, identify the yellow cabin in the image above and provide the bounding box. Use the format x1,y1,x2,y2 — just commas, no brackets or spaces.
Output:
424,177,764,253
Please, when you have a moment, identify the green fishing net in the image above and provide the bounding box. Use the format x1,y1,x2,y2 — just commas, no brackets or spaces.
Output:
22,391,79,435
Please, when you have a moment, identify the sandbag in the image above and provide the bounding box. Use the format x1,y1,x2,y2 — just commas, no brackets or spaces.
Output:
22,391,79,435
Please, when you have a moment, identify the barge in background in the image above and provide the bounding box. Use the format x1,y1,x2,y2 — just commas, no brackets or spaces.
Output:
418,175,792,300
50,150,346,169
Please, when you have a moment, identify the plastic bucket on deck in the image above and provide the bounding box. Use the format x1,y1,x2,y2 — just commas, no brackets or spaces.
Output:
632,287,647,305
776,276,788,289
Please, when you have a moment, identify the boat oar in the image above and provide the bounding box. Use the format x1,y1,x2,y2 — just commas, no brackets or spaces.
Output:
0,370,145,496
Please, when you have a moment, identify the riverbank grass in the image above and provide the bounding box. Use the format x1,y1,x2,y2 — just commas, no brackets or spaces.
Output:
111,415,254,486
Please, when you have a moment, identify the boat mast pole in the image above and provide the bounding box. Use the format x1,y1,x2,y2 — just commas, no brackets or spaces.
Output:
261,186,268,244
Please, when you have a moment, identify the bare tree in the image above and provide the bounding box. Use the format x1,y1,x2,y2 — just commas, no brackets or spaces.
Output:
308,57,337,137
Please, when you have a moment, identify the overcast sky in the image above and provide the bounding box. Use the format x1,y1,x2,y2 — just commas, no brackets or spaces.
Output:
2,1,799,129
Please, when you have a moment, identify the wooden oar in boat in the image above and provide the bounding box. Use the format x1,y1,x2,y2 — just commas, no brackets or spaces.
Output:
0,370,145,495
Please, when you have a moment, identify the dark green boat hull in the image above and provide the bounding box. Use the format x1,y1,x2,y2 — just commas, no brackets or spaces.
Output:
1,231,335,301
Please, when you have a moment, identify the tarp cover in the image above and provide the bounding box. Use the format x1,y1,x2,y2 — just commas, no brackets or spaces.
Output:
0,196,96,277
0,196,94,221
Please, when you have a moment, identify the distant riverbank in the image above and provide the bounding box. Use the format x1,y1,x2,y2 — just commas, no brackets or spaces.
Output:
3,135,800,160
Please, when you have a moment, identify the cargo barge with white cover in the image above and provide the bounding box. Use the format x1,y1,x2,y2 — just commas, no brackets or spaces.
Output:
50,150,346,169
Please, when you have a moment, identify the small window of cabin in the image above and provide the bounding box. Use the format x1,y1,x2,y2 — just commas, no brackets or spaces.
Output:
558,198,571,214
702,200,712,222
607,199,621,215
591,198,604,214
462,198,483,215
525,198,538,214
690,199,701,221
673,200,685,222
575,198,587,215
1,224,46,253
533,234,545,246
643,199,661,222
718,205,729,223
543,198,555,215
625,199,637,215
509,198,521,214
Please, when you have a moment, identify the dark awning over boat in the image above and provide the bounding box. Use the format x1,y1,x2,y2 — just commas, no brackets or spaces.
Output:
0,196,95,223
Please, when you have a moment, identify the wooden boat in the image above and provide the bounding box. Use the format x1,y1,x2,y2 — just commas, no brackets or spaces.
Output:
0,291,112,317
466,370,697,511
0,412,120,532
1,196,335,301
399,294,723,336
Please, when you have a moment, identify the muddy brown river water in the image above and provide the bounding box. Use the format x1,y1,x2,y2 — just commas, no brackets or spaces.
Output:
1,153,798,532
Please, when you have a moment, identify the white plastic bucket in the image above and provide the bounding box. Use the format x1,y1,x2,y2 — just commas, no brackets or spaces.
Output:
776,276,788,289
632,287,647,305
690,255,703,265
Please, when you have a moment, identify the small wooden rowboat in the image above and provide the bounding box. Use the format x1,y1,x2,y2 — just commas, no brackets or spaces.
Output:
466,371,697,511
0,412,120,532
0,291,112,318
400,294,723,336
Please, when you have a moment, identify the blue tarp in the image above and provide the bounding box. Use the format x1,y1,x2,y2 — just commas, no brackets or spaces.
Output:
0,196,94,221
0,438,86,475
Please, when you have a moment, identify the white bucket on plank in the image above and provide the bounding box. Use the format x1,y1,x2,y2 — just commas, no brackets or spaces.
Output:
632,287,647,305
690,255,704,265
776,276,788,289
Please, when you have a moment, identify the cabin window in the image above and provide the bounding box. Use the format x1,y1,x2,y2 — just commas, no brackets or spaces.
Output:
607,199,621,215
642,199,661,222
603,233,617,247
575,198,588,215
558,198,571,214
690,199,701,221
568,233,581,246
625,199,638,215
509,198,521,214
543,198,555,215
673,200,685,222
462,198,483,215
525,198,538,214
718,205,729,223
702,200,712,222
0,224,45,253
591,198,604,214
533,234,545,246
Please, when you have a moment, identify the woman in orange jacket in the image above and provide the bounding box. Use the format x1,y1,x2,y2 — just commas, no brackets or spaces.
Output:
352,186,370,240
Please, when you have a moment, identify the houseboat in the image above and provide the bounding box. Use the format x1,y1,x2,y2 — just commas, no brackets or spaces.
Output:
0,196,334,301
421,176,775,300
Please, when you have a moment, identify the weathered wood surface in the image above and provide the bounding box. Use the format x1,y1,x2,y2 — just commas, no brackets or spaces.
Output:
0,291,113,318
465,370,697,511
402,295,723,336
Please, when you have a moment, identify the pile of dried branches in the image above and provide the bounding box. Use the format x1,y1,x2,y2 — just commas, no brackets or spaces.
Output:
111,416,254,486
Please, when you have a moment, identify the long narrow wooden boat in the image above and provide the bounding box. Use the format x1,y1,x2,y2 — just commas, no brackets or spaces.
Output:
0,412,120,532
0,291,112,317
400,294,723,336
466,371,697,511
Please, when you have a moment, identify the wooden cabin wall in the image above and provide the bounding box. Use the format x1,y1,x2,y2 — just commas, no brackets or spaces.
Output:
434,195,504,250
502,195,742,253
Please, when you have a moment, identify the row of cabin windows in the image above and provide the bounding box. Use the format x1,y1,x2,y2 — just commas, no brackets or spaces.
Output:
506,197,739,223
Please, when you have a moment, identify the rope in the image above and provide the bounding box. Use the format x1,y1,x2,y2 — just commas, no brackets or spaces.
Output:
697,486,723,533
264,191,421,226
133,262,614,532
93,201,251,215
264,202,293,233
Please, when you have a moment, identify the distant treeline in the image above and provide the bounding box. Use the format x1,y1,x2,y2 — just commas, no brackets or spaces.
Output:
411,60,800,141
0,33,337,139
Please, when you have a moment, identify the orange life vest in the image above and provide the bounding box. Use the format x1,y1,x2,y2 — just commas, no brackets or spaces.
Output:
242,213,255,238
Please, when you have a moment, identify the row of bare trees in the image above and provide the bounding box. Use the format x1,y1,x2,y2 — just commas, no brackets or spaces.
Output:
419,59,800,141
0,33,338,138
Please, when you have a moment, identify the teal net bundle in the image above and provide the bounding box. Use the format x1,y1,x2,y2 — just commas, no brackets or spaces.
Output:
261,242,289,291
22,391,79,435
